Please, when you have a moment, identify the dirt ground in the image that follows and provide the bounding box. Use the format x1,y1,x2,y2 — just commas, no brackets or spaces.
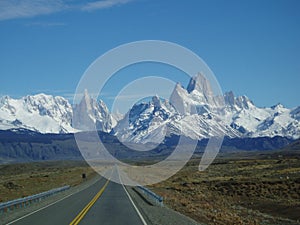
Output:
151,151,300,225
1,150,299,225
0,160,95,203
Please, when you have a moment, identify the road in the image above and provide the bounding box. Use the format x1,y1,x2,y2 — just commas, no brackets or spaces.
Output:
7,168,145,225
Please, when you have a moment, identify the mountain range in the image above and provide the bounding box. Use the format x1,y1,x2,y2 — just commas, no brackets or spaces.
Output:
0,73,299,144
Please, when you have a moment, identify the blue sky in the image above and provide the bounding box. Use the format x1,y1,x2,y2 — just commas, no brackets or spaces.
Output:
0,0,299,112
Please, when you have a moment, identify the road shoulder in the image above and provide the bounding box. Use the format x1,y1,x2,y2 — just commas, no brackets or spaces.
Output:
125,186,203,225
1,175,101,225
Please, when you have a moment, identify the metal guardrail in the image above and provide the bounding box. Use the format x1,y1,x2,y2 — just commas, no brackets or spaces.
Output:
0,185,70,213
137,185,163,206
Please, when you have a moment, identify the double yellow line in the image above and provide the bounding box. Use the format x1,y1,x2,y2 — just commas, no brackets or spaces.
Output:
69,179,110,225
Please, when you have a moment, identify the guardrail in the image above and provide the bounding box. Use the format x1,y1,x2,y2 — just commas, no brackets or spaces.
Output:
0,185,70,214
137,185,163,206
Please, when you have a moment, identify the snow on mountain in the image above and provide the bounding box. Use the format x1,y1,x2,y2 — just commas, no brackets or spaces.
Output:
225,94,300,139
114,93,239,143
170,73,222,115
113,73,300,143
111,111,124,128
291,106,300,120
72,89,113,132
0,91,115,134
0,73,299,141
167,113,240,141
254,104,300,138
113,96,178,143
0,94,75,133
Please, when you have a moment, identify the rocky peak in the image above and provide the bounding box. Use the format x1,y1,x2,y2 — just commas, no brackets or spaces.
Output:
170,82,189,114
224,91,235,106
235,95,254,110
82,89,92,111
186,72,213,96
271,103,284,110
152,95,162,109
224,91,254,110
291,106,300,120
72,90,113,132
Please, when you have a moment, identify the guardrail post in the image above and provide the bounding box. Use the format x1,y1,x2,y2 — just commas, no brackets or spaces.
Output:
0,185,70,214
137,186,163,207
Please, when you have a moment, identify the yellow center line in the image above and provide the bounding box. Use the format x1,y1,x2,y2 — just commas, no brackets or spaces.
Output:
69,179,110,225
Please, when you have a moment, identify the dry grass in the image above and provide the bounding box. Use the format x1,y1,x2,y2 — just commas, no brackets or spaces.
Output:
151,151,300,225
1,151,299,224
0,161,96,203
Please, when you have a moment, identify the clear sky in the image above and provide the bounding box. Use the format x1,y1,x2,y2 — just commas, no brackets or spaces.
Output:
0,0,299,112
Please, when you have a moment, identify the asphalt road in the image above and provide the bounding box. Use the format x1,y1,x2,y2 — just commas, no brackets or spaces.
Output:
7,169,145,225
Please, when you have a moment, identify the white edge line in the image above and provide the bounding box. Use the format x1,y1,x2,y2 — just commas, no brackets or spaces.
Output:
6,175,104,225
6,192,74,225
117,167,148,225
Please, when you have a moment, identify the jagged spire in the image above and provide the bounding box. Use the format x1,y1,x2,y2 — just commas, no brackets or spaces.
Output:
186,72,213,96
152,95,161,108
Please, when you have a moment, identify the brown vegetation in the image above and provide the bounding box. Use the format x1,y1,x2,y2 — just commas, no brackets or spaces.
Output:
0,161,95,203
151,151,300,224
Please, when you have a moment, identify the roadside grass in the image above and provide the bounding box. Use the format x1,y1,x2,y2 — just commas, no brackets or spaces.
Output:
0,161,96,203
1,150,299,224
150,151,300,224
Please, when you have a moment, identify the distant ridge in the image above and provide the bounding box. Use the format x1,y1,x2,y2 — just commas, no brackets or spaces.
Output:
0,73,300,143
0,129,295,164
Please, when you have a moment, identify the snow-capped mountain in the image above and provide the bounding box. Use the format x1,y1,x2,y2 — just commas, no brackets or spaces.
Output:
0,73,299,142
114,74,240,143
224,93,300,139
0,94,75,133
72,89,114,133
113,95,178,143
114,94,240,143
113,73,300,143
0,91,115,134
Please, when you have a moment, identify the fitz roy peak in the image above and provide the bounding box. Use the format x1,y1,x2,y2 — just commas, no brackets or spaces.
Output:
0,73,299,142
115,73,300,143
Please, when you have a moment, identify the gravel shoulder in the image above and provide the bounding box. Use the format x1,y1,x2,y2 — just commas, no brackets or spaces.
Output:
126,186,204,225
